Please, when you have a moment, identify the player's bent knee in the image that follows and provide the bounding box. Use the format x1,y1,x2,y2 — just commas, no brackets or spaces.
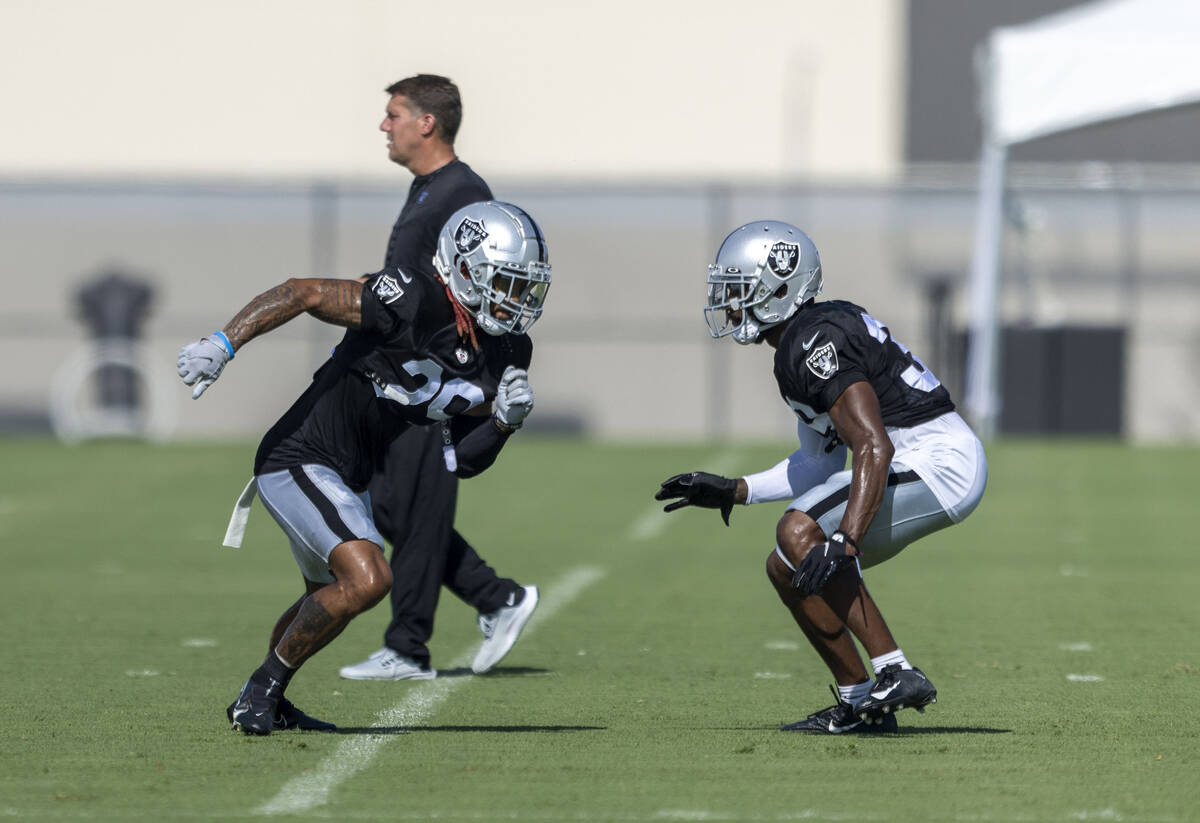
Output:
329,539,393,609
775,510,825,565
343,572,390,613
357,560,392,608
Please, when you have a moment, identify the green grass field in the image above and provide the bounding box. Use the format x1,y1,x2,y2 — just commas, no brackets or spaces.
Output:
1,436,1196,822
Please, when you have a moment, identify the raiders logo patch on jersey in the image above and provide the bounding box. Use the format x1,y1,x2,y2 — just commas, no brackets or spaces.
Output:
454,218,488,254
373,274,405,304
768,242,799,276
805,341,839,379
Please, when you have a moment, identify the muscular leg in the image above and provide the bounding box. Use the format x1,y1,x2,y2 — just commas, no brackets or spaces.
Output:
275,540,392,667
768,510,899,685
267,580,325,652
230,541,389,734
766,550,868,685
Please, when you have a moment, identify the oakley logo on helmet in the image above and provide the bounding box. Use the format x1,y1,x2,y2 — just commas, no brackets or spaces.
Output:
805,342,839,380
454,218,488,255
768,242,800,276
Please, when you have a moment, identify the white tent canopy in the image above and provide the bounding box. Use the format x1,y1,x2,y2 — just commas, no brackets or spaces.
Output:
965,0,1200,435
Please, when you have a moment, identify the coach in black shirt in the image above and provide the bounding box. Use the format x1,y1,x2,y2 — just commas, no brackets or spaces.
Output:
338,75,538,682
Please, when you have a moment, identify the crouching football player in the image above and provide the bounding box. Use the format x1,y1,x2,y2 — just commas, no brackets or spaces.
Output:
177,201,551,735
656,221,987,734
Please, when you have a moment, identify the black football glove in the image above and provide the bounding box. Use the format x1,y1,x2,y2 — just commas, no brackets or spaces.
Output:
791,531,860,596
655,472,737,526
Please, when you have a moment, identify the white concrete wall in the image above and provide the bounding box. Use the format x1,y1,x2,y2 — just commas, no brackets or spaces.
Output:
0,0,905,181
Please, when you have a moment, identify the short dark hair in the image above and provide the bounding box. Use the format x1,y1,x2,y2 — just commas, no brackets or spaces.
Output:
385,74,463,144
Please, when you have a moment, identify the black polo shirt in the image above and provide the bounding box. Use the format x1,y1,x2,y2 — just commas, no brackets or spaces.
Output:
383,159,493,279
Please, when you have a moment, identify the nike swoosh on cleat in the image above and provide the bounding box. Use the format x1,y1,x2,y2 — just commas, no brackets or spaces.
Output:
870,682,901,700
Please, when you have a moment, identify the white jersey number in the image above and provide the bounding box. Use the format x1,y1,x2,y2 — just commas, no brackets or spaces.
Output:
859,312,942,393
373,359,487,421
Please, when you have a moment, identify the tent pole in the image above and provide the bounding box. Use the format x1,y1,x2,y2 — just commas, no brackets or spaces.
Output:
964,138,1007,438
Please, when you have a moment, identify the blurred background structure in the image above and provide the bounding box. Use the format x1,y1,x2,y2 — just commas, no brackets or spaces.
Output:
2,0,1198,442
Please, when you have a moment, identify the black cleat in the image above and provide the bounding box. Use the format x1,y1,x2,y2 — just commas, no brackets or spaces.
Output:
227,677,285,736
781,686,899,734
274,698,336,732
225,696,336,732
856,664,937,720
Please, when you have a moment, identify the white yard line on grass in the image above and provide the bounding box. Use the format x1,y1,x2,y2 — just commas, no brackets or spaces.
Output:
629,448,747,541
255,565,606,817
0,803,1188,821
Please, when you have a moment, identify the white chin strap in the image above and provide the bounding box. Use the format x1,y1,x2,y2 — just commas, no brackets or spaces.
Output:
475,310,507,336
732,317,763,345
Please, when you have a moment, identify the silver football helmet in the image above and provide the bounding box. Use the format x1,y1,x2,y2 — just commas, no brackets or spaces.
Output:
704,220,822,345
434,201,551,336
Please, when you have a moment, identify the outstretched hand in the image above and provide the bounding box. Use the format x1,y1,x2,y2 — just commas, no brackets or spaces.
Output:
655,471,737,526
177,335,233,399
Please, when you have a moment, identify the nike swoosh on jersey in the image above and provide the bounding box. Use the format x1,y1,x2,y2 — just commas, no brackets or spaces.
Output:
801,332,820,350
394,268,413,284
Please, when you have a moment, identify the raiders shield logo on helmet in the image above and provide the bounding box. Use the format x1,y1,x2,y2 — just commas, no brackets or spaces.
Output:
454,218,488,255
805,341,839,379
768,242,799,276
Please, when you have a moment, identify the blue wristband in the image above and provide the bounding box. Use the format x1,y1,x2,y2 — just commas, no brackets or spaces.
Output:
211,331,235,359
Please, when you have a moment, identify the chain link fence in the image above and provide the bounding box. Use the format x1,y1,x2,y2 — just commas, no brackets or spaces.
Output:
3,164,1197,442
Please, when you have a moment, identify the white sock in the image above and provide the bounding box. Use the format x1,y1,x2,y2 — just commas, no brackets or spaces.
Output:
838,680,873,707
870,649,912,675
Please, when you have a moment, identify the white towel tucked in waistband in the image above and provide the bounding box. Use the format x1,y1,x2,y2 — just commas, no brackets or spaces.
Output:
222,477,258,548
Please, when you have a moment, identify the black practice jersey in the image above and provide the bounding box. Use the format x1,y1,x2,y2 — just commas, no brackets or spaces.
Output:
383,159,492,278
773,300,954,442
255,271,531,491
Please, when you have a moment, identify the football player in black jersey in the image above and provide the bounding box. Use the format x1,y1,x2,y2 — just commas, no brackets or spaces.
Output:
339,74,538,684
656,221,987,735
177,200,550,735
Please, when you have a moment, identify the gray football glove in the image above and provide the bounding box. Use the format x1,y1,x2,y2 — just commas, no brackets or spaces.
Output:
177,334,233,399
494,366,533,429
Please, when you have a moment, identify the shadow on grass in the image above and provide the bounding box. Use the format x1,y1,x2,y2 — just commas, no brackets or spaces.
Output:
711,725,1013,735
434,665,551,678
329,724,606,736
892,734,1012,739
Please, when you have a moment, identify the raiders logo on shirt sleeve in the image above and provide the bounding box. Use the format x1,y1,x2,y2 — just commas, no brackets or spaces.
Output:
372,270,412,304
805,341,839,379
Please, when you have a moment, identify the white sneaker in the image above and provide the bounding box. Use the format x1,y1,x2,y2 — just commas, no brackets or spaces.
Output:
338,648,437,681
472,585,539,674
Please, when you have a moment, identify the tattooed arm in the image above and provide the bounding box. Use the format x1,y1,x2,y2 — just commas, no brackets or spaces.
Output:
221,278,363,352
177,278,363,398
